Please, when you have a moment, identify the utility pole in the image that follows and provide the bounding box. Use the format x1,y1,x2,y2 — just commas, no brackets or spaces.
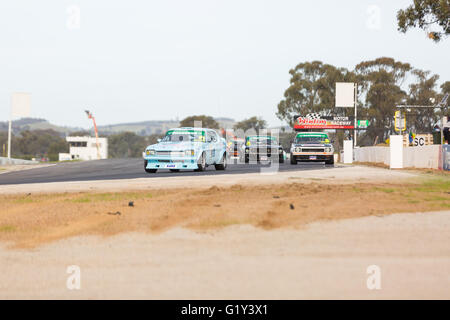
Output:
85,110,101,160
7,117,12,159
354,83,357,147
397,93,448,144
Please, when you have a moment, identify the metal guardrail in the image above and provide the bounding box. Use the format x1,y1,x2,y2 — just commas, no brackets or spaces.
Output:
0,157,39,166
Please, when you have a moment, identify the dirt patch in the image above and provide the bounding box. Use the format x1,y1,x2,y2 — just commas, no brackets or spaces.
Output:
0,177,449,248
354,161,390,169
1,211,449,299
355,162,450,177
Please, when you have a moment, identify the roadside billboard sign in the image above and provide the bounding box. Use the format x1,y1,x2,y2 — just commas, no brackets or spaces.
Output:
357,120,369,128
11,92,31,118
293,114,354,130
394,111,406,132
335,83,355,107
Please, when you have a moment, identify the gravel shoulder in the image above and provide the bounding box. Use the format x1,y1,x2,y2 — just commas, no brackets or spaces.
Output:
1,210,449,299
0,165,448,299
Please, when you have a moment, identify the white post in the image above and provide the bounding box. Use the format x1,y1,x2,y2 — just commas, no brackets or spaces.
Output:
7,118,12,159
343,140,353,164
389,135,403,169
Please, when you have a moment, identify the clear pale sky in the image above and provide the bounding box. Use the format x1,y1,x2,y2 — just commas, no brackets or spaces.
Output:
0,0,448,128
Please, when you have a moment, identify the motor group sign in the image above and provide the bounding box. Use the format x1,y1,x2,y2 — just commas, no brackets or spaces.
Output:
414,137,425,146
293,114,354,130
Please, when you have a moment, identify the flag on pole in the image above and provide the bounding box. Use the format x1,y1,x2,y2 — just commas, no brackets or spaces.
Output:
11,92,31,118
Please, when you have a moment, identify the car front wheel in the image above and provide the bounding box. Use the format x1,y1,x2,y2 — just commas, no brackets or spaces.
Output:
290,155,297,165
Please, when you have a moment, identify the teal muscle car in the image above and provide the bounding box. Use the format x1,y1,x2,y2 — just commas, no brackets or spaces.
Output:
143,127,227,173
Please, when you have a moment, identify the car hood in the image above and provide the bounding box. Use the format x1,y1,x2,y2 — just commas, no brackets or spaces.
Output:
247,143,281,148
146,141,203,151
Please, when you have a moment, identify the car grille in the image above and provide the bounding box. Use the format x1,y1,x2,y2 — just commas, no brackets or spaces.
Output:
249,148,277,154
301,148,324,153
156,151,185,157
158,159,184,163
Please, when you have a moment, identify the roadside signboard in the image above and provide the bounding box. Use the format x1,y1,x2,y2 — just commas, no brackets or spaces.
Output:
11,92,31,118
335,83,355,107
357,120,369,128
394,111,406,132
293,114,354,130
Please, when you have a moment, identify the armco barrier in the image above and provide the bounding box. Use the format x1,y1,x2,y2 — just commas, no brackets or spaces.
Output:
0,157,38,166
354,145,442,169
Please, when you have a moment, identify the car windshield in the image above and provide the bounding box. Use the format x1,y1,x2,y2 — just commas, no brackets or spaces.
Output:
162,130,206,143
247,136,277,145
295,135,329,144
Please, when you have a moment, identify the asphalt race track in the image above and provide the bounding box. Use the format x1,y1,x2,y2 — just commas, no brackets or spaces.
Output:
0,158,339,185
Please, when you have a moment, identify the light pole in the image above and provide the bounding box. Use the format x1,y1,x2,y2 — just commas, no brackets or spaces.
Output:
85,110,101,160
7,116,12,159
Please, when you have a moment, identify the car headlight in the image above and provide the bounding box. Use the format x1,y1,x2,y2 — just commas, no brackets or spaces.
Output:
146,149,156,156
185,149,195,156
325,147,331,152
295,147,301,152
245,148,249,154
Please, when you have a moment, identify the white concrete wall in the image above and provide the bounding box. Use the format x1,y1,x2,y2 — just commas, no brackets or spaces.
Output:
354,147,390,166
354,145,441,169
58,153,71,161
403,145,440,169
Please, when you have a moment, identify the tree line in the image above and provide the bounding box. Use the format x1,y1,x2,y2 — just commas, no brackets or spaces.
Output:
277,57,449,146
0,130,163,160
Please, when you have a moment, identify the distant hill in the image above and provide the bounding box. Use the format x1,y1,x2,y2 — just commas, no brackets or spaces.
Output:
98,120,180,136
98,117,236,135
1,117,236,136
0,118,83,135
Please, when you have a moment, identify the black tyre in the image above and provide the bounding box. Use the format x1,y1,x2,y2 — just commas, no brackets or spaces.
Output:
325,159,334,165
144,160,157,173
290,155,297,165
170,169,180,172
215,153,227,170
195,152,207,171
279,155,284,164
244,154,249,164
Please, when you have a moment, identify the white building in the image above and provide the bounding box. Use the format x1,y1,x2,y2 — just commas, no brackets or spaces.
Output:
59,136,108,161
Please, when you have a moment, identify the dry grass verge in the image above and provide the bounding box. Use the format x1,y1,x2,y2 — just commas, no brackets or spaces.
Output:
0,177,449,248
